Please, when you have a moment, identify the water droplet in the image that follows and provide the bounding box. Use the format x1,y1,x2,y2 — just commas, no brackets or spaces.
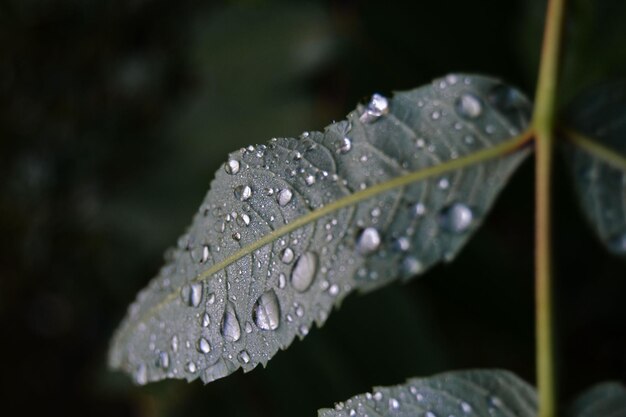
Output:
207,292,215,304
278,273,286,289
425,412,437,417
356,227,381,255
134,363,147,385
232,232,241,241
488,395,503,408
360,93,389,123
225,159,240,174
237,214,251,227
244,321,253,333
431,110,441,120
171,335,179,352
608,232,626,254
290,251,318,292
280,247,295,264
234,185,252,201
220,302,241,342
181,282,203,307
455,93,483,119
201,312,211,327
298,324,309,336
389,398,400,410
329,284,339,296
305,174,316,186
373,392,383,401
158,351,169,369
277,188,293,206
237,350,251,364
413,202,426,217
201,245,209,263
439,203,474,233
197,337,211,354
464,135,475,145
253,289,281,331
186,361,197,373
402,256,423,276
337,137,352,154
438,177,450,190
460,402,472,413
394,237,410,251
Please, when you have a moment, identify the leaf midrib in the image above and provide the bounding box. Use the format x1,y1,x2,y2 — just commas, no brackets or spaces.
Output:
562,127,626,171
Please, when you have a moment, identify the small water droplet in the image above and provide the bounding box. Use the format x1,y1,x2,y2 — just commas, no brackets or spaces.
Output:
220,302,241,342
488,396,503,408
356,227,381,255
277,188,293,206
455,93,483,119
337,137,352,154
360,93,389,123
253,289,281,331
197,337,211,354
416,138,426,148
464,135,475,145
237,213,251,227
232,232,241,241
234,185,252,201
237,350,251,364
134,363,147,385
277,273,286,289
413,202,426,217
389,398,400,410
201,245,209,263
181,282,203,307
225,159,240,174
402,256,423,276
394,237,410,251
290,252,318,292
158,351,169,369
298,324,309,336
186,361,197,373
373,392,383,401
425,412,437,417
439,203,474,233
244,321,253,333
201,312,211,327
305,174,316,186
280,247,295,264
171,335,179,352
328,284,339,296
207,292,215,304
460,401,472,413
431,110,441,120
485,124,496,134
438,177,450,190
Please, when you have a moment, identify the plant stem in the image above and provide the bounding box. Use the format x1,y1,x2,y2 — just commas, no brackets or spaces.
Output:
532,0,566,416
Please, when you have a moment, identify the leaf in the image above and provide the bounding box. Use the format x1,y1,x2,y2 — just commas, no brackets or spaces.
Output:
318,369,537,417
562,80,626,256
108,74,532,385
568,382,626,417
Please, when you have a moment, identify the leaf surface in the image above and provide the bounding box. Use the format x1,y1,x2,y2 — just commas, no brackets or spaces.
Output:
318,369,537,417
109,74,531,385
562,80,626,256
568,382,626,417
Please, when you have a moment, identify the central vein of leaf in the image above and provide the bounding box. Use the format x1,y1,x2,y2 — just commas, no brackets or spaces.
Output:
123,128,534,335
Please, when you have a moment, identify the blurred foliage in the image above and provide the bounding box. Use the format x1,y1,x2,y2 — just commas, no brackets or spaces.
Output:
0,0,624,416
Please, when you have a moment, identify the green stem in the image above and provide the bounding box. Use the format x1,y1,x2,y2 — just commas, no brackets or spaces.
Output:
532,0,566,416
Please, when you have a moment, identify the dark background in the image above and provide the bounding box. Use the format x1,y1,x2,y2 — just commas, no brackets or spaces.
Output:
1,0,625,416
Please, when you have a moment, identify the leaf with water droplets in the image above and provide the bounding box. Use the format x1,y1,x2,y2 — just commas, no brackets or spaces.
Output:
109,74,531,385
568,382,626,417
318,369,537,417
562,80,626,257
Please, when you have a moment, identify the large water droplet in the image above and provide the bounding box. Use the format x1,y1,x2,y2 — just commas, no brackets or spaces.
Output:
220,302,241,342
197,337,211,354
337,137,352,154
253,289,281,331
234,185,252,201
277,188,293,206
290,251,318,292
158,351,169,369
237,350,251,364
181,282,203,307
439,203,474,233
359,93,389,123
455,93,483,119
356,227,381,255
280,247,295,263
225,159,240,175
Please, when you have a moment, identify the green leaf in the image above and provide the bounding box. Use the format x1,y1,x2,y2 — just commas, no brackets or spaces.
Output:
108,74,531,385
562,80,626,256
568,382,626,417
318,369,537,417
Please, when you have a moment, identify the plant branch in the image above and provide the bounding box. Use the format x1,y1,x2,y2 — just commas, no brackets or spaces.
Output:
532,0,566,416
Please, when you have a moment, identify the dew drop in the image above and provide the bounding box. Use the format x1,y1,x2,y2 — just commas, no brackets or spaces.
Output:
207,292,215,304
373,392,383,401
253,289,281,331
158,351,169,369
171,335,179,352
278,273,286,289
237,214,251,227
305,174,316,186
439,203,474,233
298,324,309,336
134,363,147,385
455,93,483,119
413,202,426,217
244,321,253,333
186,361,197,373
402,256,423,276
460,402,472,413
431,110,441,120
359,93,389,123
425,412,437,417
280,247,295,264
220,302,241,342
290,251,318,292
181,282,203,307
438,177,450,190
356,227,381,255
232,232,241,241
225,159,240,175
237,350,251,364
389,398,400,410
277,188,293,206
394,237,410,252
201,245,209,263
201,312,211,327
197,337,211,354
337,137,352,154
234,185,252,201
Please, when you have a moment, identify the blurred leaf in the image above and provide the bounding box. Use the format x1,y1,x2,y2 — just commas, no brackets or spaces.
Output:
109,74,531,386
318,369,537,417
562,80,626,256
568,382,626,417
